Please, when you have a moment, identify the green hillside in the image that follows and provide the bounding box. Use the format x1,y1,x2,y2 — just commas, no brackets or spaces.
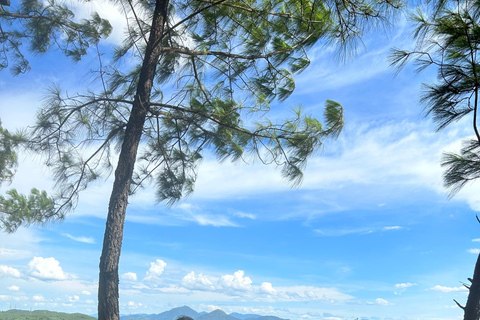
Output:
0,310,96,320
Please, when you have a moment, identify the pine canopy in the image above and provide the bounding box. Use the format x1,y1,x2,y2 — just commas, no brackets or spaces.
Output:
390,0,480,196
0,0,400,231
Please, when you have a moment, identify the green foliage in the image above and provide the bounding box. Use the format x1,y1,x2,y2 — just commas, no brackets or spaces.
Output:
1,0,397,231
0,121,19,185
0,0,111,74
0,188,56,232
390,0,480,195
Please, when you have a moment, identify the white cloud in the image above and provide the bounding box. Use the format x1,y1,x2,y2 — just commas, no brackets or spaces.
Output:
177,269,351,302
276,285,352,302
395,282,417,289
86,299,95,303
182,271,214,290
431,285,468,293
146,259,166,277
177,204,239,227
468,249,480,254
315,225,404,237
383,226,402,231
68,295,80,302
0,265,21,278
121,272,138,281
62,233,95,244
69,0,131,46
7,285,19,291
473,239,480,242
143,259,167,285
260,282,277,295
191,214,238,227
28,257,68,280
81,290,92,295
376,298,394,306
202,304,222,312
127,301,143,309
233,212,257,220
32,294,44,301
219,270,253,292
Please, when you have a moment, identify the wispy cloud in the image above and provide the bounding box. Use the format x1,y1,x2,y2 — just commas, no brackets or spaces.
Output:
382,226,403,231
62,233,95,244
431,285,468,293
375,298,394,306
315,225,404,237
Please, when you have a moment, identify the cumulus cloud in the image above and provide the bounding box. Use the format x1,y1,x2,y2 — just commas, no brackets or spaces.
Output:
68,295,80,302
469,249,480,254
0,265,21,278
182,271,214,290
431,285,468,292
260,282,277,295
28,257,68,280
7,285,19,291
62,233,95,244
143,259,167,285
146,260,166,277
121,272,138,281
82,290,92,295
219,270,253,292
177,270,352,302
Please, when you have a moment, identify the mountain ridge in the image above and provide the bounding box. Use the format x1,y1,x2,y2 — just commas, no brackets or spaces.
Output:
119,307,288,320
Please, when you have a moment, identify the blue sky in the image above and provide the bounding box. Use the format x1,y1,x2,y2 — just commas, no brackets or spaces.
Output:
1,3,480,320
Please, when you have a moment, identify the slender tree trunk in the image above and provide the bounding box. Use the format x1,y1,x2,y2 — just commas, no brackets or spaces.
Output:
464,254,480,320
97,0,170,319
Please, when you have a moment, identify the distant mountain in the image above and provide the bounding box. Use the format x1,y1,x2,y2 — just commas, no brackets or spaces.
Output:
120,306,199,320
1,306,288,320
0,309,95,320
228,313,261,320
120,307,289,320
197,310,239,320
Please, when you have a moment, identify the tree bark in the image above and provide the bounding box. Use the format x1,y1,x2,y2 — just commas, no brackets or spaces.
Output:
464,253,480,320
97,0,170,319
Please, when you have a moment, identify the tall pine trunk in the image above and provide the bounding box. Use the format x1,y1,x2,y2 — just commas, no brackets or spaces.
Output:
97,0,170,318
464,254,480,320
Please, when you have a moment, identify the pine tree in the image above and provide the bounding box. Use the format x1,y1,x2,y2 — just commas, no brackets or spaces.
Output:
391,0,480,318
0,0,400,318
0,0,111,74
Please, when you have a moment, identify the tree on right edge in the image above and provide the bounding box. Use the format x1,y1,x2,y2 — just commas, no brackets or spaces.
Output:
391,0,480,318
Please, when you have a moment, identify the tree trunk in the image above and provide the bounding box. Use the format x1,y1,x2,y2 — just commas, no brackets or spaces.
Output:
97,0,170,319
464,253,480,320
